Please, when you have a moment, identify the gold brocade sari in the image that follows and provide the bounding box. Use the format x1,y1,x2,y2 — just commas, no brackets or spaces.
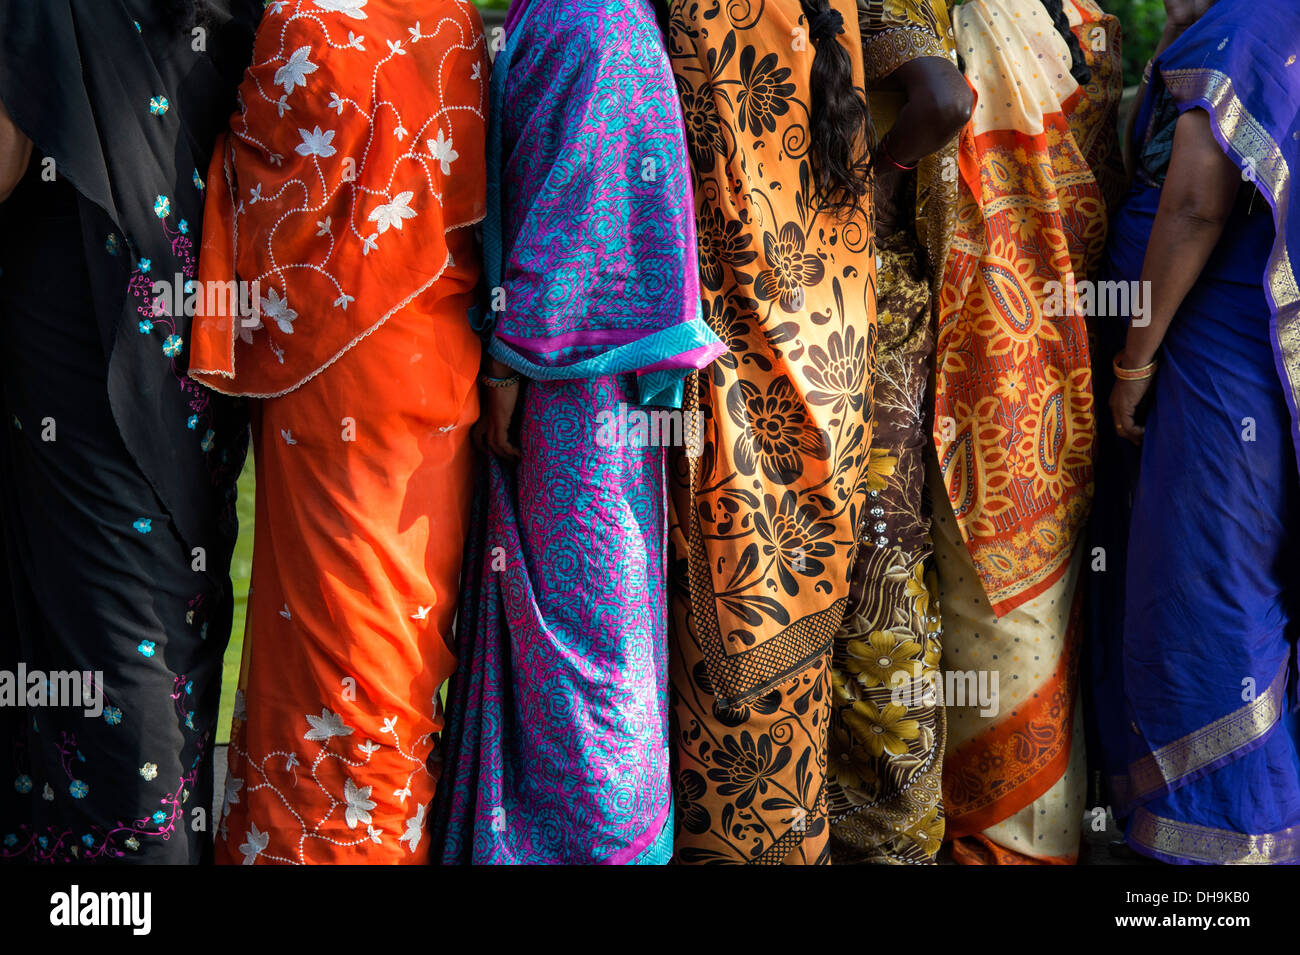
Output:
667,0,877,864
827,0,961,865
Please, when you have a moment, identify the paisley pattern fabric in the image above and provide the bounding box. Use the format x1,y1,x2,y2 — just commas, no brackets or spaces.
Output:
190,0,489,398
933,0,1118,616
0,0,258,863
936,0,1121,864
936,472,1088,862
480,0,723,405
667,0,875,864
434,376,673,864
432,0,716,864
1063,2,1127,224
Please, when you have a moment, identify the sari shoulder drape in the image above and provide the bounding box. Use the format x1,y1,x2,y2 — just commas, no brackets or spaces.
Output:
937,0,1120,856
933,0,1119,615
668,0,877,705
433,0,689,865
189,0,489,398
483,0,723,407
0,0,260,565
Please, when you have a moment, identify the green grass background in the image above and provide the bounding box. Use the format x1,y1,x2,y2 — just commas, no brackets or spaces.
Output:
217,462,255,743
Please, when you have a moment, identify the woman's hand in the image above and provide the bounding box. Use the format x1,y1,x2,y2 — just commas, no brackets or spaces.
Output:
1110,374,1153,446
872,163,904,239
472,355,523,462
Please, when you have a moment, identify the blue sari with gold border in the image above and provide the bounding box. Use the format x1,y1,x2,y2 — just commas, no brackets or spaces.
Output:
1092,0,1300,864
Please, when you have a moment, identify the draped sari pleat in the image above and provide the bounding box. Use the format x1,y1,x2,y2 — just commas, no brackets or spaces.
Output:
934,0,1122,863
666,0,877,864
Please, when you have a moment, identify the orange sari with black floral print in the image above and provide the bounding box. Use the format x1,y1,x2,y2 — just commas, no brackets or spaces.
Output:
666,0,876,865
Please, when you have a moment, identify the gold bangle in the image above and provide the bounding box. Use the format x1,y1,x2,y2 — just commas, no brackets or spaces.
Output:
479,372,520,389
1113,354,1158,381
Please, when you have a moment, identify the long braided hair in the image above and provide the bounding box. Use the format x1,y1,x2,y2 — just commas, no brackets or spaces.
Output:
1039,0,1091,85
798,0,873,218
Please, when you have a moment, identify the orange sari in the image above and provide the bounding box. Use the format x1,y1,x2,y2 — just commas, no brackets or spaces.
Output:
933,0,1121,863
667,0,876,865
189,0,488,863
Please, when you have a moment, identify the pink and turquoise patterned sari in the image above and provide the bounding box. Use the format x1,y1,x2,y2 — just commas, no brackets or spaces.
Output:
432,0,722,864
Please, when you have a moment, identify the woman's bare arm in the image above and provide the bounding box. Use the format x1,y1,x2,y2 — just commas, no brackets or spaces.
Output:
0,96,33,203
1111,108,1242,442
1121,109,1240,368
873,56,972,237
879,56,972,166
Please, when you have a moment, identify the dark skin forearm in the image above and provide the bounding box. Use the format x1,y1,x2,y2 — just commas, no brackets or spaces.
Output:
0,96,32,204
873,56,972,237
1121,110,1240,368
473,347,523,462
484,354,515,380
1111,108,1241,443
877,57,973,166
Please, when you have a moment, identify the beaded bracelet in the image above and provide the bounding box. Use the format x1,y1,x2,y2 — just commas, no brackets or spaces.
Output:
479,371,521,388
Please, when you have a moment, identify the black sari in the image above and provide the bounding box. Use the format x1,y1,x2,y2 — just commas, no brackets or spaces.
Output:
0,0,259,863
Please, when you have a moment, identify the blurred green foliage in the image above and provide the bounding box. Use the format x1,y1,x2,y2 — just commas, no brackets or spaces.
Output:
217,458,255,743
1106,0,1166,85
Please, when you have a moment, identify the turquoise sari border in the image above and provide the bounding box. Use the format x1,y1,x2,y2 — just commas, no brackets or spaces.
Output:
488,318,720,406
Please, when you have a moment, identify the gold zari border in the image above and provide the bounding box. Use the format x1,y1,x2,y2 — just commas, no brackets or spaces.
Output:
1131,808,1300,865
1127,660,1288,803
861,26,950,82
